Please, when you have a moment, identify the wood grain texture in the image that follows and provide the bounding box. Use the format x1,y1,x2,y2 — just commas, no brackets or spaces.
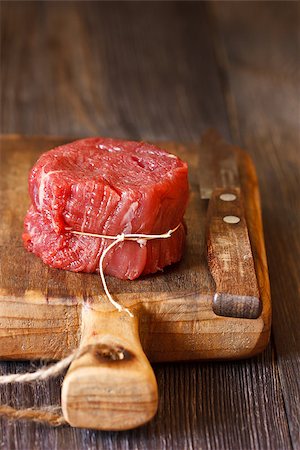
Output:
62,311,158,430
0,1,298,449
207,186,261,319
210,2,300,447
201,131,261,319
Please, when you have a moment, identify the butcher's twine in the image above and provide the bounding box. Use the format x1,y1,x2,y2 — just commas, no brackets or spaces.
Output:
0,348,85,426
0,224,181,426
0,405,67,426
71,223,181,317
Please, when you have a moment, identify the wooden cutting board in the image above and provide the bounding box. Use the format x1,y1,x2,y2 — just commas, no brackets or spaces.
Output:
0,131,271,430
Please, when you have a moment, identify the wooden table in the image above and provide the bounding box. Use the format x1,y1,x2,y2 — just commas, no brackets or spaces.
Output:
1,2,299,449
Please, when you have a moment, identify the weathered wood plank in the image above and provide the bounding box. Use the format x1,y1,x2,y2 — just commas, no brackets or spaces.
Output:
210,1,300,447
0,1,230,140
0,343,291,450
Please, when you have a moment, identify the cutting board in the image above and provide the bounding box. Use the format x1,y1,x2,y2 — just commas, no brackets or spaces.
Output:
0,131,271,430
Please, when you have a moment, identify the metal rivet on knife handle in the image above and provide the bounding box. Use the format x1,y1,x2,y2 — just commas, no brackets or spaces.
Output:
219,193,237,202
223,215,241,224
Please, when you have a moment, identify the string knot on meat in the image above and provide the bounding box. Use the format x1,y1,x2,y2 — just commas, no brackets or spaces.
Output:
72,224,181,317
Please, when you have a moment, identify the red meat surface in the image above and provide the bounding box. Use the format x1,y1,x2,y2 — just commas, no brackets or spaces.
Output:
23,137,189,280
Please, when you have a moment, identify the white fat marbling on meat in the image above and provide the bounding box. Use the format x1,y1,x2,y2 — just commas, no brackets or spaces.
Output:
38,168,63,208
120,201,139,233
97,144,121,152
28,224,44,245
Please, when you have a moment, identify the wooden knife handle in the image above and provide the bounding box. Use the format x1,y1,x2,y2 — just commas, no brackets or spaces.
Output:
207,187,262,319
61,306,158,430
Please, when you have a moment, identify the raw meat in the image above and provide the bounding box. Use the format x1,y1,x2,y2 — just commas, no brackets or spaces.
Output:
23,138,189,280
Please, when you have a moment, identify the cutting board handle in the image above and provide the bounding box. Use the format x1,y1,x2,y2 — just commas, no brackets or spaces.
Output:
61,306,158,430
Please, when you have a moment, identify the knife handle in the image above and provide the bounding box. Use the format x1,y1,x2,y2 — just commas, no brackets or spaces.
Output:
206,187,262,319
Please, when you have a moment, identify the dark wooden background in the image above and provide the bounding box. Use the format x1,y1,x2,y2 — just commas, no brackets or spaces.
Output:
1,1,299,449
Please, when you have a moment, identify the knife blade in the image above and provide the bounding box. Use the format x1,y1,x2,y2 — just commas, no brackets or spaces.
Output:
199,139,239,199
199,130,262,319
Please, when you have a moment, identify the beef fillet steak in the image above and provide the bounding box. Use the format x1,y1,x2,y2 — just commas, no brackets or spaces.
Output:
23,138,189,280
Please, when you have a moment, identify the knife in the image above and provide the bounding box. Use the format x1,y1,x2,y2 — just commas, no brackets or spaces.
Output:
199,130,262,319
